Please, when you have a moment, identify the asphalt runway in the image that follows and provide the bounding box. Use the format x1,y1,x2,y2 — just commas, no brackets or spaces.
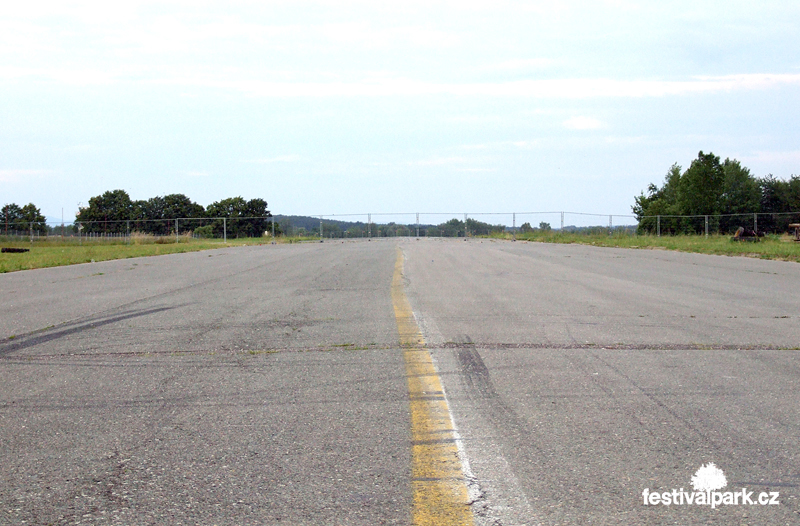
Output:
1,239,798,525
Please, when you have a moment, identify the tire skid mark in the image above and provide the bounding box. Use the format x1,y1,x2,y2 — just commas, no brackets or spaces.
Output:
1,247,317,355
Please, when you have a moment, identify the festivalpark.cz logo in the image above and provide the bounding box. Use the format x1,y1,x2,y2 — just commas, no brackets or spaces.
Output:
642,463,780,508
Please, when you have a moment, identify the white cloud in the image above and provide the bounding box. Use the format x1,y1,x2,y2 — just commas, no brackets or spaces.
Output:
0,169,53,183
603,135,646,145
460,143,491,150
458,139,543,151
446,115,504,124
741,150,800,167
512,140,542,149
243,155,301,164
3,1,800,103
563,116,603,130
487,58,554,71
316,22,460,48
406,156,468,166
30,72,792,99
60,144,94,153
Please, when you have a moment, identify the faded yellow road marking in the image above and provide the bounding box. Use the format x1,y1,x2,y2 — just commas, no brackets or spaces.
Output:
392,247,474,526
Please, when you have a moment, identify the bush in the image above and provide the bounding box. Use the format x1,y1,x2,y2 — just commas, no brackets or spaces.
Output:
194,225,214,238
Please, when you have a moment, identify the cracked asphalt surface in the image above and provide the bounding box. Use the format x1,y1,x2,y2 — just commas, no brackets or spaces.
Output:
1,238,799,525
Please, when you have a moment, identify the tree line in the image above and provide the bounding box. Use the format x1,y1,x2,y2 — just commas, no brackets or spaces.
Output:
634,151,800,234
1,203,47,234
276,215,509,238
75,190,275,238
2,190,276,238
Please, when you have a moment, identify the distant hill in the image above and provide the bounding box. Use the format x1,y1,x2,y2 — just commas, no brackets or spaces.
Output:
274,215,368,232
274,215,436,231
273,214,634,236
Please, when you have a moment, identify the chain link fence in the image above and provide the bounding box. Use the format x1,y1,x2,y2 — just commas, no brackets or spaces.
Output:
0,216,277,244
637,212,800,236
276,212,632,239
277,210,800,239
2,210,799,245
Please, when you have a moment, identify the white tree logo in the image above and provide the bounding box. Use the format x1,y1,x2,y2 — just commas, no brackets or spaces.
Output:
691,462,727,492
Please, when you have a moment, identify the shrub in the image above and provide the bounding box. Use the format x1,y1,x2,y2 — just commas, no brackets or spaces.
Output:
194,225,214,238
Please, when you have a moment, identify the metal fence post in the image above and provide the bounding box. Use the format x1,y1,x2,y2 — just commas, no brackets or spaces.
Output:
464,214,468,238
705,215,709,237
657,215,661,237
223,218,227,243
512,212,516,241
754,213,758,233
320,216,323,242
561,211,564,231
368,213,371,239
609,215,612,235
176,218,179,243
416,213,419,238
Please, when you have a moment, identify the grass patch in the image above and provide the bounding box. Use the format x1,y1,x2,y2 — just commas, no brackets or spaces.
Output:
0,233,334,272
0,237,267,273
494,231,800,262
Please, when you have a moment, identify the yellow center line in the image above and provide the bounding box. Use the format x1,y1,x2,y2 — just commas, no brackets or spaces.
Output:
391,247,474,526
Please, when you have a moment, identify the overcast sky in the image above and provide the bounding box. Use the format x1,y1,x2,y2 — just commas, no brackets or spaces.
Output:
2,0,799,225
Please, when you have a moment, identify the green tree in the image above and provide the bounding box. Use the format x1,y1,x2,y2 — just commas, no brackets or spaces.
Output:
464,218,504,236
632,152,800,235
135,194,205,234
19,203,47,234
1,203,46,234
680,151,725,218
320,222,343,237
206,197,274,238
787,176,800,212
76,190,135,234
2,203,23,234
377,222,396,237
719,158,761,232
758,175,796,233
632,163,684,234
440,218,464,237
